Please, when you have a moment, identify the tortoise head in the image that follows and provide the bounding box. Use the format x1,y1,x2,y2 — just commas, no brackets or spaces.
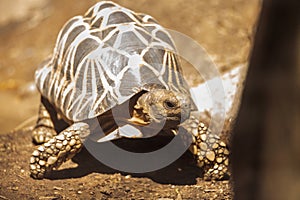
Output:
129,89,191,128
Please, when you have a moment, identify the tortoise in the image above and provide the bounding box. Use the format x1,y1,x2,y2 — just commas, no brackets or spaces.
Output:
29,1,230,180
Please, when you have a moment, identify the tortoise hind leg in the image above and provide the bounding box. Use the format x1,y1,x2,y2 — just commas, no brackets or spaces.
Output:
32,98,57,144
30,122,89,179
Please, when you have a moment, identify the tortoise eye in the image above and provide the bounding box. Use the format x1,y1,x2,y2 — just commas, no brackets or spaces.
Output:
164,100,177,109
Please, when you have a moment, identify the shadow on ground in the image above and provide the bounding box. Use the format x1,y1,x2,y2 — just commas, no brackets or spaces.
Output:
47,139,203,185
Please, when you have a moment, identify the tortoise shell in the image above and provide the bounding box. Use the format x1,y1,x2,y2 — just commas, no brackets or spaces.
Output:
35,1,191,122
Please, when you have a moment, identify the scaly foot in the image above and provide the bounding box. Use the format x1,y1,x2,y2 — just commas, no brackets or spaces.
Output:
182,114,230,180
32,126,57,144
30,123,89,179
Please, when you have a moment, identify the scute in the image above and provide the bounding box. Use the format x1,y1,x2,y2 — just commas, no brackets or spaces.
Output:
35,1,191,122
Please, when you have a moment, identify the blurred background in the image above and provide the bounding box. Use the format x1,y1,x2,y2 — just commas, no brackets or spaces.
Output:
232,0,300,199
0,0,260,134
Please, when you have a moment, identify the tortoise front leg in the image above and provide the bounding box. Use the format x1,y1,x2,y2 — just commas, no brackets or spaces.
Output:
183,116,230,180
32,98,57,144
30,122,89,179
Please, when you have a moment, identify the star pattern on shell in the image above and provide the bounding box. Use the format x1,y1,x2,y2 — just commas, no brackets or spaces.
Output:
35,1,189,121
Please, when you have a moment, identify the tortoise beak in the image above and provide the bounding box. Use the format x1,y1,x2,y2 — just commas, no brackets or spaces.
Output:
180,109,190,122
128,116,150,126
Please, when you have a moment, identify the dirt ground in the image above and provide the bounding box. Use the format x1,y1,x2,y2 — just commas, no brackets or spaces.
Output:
0,129,233,200
0,0,260,199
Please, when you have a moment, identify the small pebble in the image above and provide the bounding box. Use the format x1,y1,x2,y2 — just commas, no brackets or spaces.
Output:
125,187,130,192
11,186,18,191
53,186,63,190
